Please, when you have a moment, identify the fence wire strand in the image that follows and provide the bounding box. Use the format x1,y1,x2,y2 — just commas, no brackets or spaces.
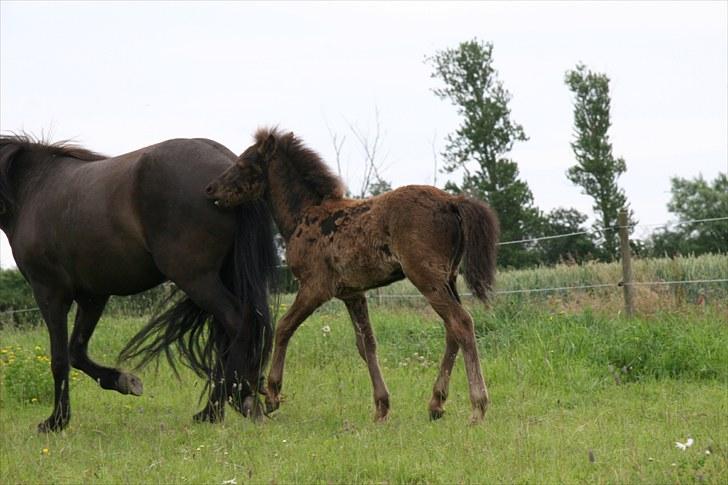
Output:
497,216,728,247
3,217,726,315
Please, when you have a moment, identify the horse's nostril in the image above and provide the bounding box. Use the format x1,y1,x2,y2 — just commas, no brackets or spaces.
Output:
205,185,214,195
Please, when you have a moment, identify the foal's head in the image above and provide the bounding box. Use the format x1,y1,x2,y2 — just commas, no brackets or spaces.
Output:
205,132,276,208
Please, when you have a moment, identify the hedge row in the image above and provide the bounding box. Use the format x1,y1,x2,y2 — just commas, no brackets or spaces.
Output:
0,267,297,328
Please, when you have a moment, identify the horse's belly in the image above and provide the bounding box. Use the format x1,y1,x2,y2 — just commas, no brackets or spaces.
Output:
71,245,165,296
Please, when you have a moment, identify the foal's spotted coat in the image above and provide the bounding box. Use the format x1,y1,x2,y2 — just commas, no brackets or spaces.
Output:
207,129,500,423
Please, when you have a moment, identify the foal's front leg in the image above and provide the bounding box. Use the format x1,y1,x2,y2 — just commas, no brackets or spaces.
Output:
265,287,327,414
342,294,390,421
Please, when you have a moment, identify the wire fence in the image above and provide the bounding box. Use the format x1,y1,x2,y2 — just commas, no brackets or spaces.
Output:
497,216,728,247
2,216,727,318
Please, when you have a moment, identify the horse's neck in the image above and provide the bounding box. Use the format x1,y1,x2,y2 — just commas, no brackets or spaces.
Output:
266,166,320,241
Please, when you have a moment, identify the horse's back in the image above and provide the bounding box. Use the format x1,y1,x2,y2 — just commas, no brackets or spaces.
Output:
11,138,237,295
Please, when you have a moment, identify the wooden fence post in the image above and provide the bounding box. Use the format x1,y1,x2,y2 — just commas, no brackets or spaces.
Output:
618,208,635,318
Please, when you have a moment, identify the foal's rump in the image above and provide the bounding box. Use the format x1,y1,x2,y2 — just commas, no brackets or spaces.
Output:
382,185,499,301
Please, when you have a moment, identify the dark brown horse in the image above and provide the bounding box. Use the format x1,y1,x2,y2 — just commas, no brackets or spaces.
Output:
206,128,499,424
0,135,277,432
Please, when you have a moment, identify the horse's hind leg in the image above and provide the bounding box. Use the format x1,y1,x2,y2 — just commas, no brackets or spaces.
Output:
70,295,143,396
342,294,390,421
32,285,73,432
172,274,262,421
192,326,227,423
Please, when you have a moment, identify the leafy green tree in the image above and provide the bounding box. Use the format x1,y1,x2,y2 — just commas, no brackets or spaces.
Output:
428,39,541,268
650,173,728,256
367,178,392,197
565,63,632,261
539,208,597,265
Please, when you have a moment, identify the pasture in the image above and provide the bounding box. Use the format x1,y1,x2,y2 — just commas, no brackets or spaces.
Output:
1,292,727,483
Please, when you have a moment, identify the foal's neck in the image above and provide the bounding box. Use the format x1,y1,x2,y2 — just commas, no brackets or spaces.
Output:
265,169,321,241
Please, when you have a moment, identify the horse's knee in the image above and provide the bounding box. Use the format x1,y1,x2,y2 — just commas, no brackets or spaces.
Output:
50,356,69,377
68,344,85,368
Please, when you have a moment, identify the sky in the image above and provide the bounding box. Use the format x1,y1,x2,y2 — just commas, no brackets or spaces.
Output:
1,1,726,269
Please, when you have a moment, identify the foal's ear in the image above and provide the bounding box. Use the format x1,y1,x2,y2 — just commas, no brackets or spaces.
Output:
258,133,277,159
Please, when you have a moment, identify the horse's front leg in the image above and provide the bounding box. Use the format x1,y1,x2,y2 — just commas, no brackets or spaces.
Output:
32,285,73,432
70,295,143,396
265,286,327,414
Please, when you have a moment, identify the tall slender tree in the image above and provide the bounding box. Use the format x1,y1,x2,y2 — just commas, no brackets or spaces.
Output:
565,63,632,261
428,39,540,268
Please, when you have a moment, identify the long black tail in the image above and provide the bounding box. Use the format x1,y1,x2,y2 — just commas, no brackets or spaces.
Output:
118,200,278,380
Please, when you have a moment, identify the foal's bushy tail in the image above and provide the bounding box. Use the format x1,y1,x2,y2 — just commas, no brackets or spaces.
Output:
119,200,277,383
457,197,500,302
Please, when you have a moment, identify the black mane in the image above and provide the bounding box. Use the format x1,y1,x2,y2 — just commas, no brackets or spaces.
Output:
0,134,106,208
0,134,106,162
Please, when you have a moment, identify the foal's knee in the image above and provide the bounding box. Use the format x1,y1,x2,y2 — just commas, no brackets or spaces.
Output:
355,339,367,360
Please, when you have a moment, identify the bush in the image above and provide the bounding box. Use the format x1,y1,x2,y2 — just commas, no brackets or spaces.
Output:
0,270,39,328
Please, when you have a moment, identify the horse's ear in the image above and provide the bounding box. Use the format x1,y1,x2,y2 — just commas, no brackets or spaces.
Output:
259,133,277,159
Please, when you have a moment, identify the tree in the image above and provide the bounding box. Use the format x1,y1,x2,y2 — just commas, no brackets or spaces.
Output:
539,208,597,265
649,173,728,256
327,107,393,199
428,39,541,268
565,63,632,261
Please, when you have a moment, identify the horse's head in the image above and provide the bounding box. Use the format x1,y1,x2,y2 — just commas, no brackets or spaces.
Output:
205,134,275,208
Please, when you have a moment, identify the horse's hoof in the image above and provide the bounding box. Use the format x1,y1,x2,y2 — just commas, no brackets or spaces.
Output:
429,408,445,421
193,406,224,423
117,373,143,396
37,415,69,433
242,396,265,422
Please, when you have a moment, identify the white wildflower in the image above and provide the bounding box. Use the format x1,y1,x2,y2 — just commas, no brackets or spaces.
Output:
321,325,331,336
675,438,694,450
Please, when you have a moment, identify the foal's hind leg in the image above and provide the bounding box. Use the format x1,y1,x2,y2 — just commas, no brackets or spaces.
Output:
342,294,390,421
429,332,459,420
428,278,461,420
70,295,143,396
32,285,73,432
404,266,489,424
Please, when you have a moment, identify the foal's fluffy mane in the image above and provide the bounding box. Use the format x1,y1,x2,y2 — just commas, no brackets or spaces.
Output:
255,127,346,200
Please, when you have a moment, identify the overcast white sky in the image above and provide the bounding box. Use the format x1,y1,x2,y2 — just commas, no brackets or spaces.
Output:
1,1,727,268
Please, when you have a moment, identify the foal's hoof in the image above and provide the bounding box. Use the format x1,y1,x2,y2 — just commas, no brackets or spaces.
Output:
468,409,485,425
264,396,280,415
429,408,445,421
374,412,389,423
117,373,143,396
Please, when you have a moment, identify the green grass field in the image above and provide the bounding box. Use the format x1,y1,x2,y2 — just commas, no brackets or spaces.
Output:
1,303,727,484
